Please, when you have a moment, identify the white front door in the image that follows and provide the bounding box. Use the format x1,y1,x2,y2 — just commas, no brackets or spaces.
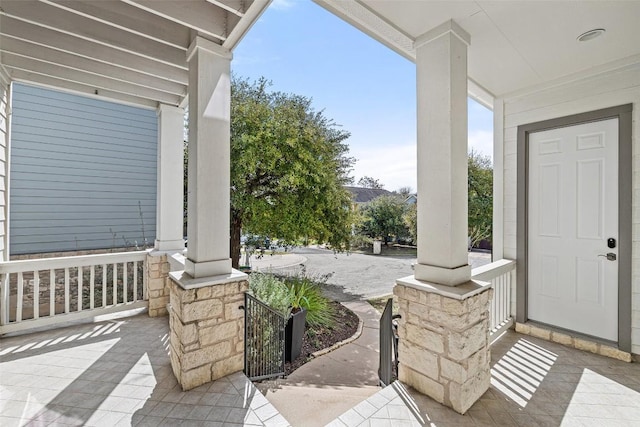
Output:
528,118,618,342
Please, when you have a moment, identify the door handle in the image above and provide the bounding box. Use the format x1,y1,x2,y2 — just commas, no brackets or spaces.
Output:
598,253,616,261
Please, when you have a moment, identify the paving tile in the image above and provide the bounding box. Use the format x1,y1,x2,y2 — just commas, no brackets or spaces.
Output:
338,409,365,427
206,407,232,422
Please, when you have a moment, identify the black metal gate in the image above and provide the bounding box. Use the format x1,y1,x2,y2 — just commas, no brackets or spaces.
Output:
379,298,400,387
243,292,286,381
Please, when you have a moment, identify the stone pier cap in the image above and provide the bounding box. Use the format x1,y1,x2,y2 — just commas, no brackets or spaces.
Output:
169,269,248,290
396,275,491,300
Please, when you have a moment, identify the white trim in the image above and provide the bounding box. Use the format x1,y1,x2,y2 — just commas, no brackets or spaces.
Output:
492,98,505,260
414,19,470,49
10,72,159,110
468,78,494,110
0,251,147,273
223,0,272,51
501,53,640,99
187,36,232,62
313,0,414,61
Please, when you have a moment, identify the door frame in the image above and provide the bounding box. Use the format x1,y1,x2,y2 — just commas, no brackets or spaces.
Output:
516,104,632,351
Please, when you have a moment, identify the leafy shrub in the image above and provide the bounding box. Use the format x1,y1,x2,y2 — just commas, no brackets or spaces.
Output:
280,272,336,328
249,273,291,318
250,270,336,328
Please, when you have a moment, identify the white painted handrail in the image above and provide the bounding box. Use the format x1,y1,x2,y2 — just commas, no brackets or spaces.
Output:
0,251,147,335
472,259,516,338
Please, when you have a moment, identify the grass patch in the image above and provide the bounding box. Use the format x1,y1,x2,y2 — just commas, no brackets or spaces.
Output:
368,294,399,316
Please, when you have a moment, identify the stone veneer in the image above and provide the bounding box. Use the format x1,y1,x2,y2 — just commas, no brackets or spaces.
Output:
515,322,633,362
146,252,171,317
168,273,248,391
394,279,493,414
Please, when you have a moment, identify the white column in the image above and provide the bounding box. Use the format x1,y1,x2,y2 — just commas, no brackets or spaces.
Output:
184,37,232,278
414,20,471,286
155,104,186,252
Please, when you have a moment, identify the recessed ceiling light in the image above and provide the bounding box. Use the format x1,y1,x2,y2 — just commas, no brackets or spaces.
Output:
577,28,605,42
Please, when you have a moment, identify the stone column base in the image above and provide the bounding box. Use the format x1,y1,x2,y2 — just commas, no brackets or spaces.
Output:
168,270,248,391
395,276,492,414
146,251,171,317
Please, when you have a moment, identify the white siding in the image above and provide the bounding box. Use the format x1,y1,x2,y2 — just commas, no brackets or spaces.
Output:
10,83,157,254
500,61,640,353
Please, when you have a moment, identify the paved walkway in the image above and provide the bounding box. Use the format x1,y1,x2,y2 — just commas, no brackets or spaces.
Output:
255,301,382,427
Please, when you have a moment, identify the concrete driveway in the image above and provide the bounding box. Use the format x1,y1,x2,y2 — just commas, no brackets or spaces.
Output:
270,247,491,302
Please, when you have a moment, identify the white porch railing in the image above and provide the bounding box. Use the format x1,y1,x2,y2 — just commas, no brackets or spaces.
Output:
472,259,516,341
0,251,147,335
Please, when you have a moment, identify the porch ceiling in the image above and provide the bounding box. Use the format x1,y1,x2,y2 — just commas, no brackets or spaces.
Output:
315,0,640,101
0,0,270,108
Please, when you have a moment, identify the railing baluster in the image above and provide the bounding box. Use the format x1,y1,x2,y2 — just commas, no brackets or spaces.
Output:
33,270,39,320
90,266,95,310
64,267,70,314
16,272,24,322
49,270,55,317
123,262,128,304
102,264,107,307
0,252,147,333
1,274,9,326
133,261,138,302
112,263,118,305
77,266,83,312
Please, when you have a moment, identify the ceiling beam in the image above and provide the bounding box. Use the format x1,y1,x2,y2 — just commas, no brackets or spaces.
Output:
1,38,187,97
223,0,270,50
205,0,245,17
2,53,181,105
0,15,189,85
9,70,159,109
0,1,187,68
122,0,229,42
43,0,191,50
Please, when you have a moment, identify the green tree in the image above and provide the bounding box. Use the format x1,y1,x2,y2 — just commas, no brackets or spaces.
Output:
468,149,493,247
230,76,354,268
403,202,417,244
359,195,408,245
357,176,384,189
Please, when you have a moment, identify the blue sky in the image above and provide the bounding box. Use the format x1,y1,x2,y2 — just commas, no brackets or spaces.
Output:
232,0,493,191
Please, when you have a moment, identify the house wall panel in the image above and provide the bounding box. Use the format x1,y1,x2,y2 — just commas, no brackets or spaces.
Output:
501,61,640,354
10,83,157,255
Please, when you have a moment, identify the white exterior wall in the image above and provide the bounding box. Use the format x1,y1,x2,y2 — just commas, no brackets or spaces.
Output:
0,71,9,262
498,61,640,354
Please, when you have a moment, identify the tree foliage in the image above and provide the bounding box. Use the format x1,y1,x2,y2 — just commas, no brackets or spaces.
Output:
468,149,493,247
403,202,417,244
230,76,355,267
357,176,384,189
359,195,408,245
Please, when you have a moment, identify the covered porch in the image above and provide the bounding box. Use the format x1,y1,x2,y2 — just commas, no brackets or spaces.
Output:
1,311,639,426
0,0,639,421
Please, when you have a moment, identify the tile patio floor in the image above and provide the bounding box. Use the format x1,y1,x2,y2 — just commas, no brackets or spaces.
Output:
1,313,639,426
0,314,287,426
333,330,640,427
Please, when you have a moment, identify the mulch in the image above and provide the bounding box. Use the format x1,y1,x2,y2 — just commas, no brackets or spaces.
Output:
284,300,359,375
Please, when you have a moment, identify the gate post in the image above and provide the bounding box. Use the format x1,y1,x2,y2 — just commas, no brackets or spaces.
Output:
168,271,248,391
394,277,492,414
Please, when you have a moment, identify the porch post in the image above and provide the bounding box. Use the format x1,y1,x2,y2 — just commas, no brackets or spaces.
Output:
155,104,185,251
414,20,471,286
167,36,247,391
184,36,232,278
394,21,492,415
